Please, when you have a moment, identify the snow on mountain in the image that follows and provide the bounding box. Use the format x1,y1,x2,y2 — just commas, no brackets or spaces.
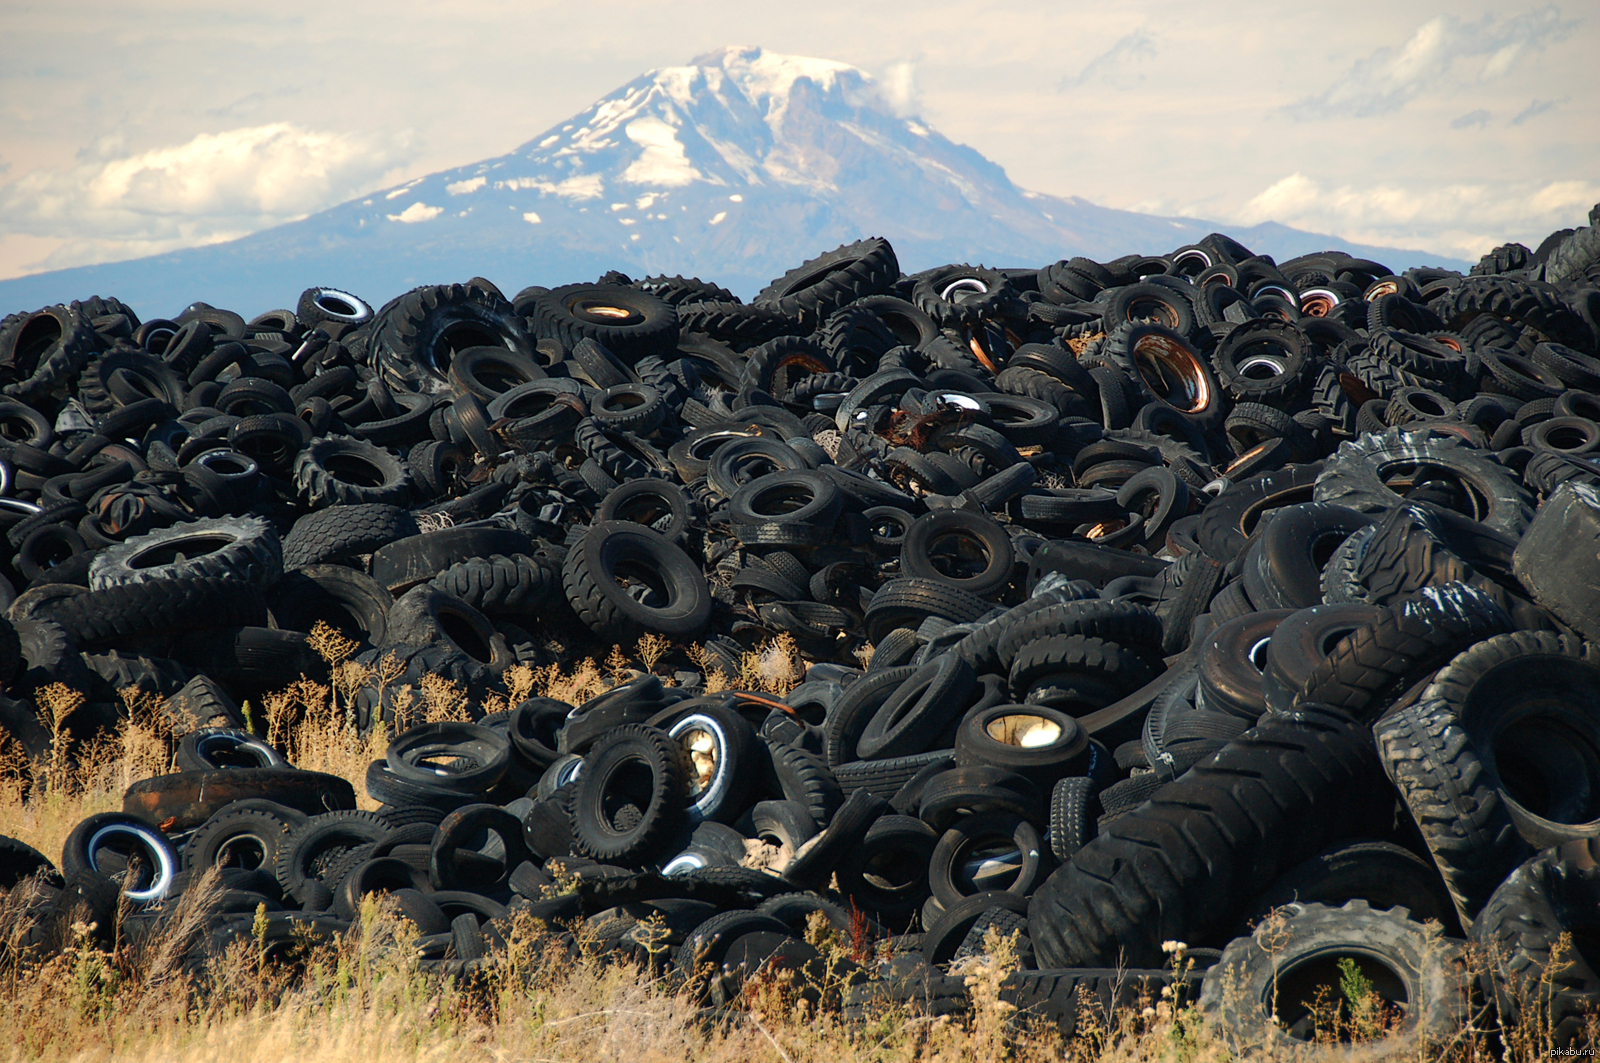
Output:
0,45,1467,319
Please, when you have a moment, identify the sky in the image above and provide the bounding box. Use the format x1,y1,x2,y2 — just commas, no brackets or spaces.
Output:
0,0,1596,281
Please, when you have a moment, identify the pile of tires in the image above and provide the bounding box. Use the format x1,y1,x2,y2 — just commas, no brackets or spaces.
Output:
4,211,1600,1051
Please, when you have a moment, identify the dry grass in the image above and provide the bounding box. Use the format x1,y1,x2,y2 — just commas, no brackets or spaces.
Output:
2,624,1594,1061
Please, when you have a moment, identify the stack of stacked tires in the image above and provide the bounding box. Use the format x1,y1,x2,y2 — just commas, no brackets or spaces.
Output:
3,207,1600,1051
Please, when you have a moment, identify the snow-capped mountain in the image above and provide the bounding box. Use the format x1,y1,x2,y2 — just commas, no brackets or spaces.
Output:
0,46,1466,319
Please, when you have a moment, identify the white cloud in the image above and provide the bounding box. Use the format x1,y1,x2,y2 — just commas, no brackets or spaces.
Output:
522,211,542,224
386,201,441,222
1287,7,1576,119
1234,171,1600,259
446,176,486,194
877,60,920,118
0,122,405,271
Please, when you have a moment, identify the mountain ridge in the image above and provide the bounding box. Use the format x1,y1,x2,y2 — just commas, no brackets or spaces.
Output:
0,45,1469,319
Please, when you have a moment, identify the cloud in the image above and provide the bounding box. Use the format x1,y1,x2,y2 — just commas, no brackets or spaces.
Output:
1511,97,1564,125
1286,6,1577,119
0,123,408,271
1450,109,1491,129
1233,171,1600,259
1059,28,1157,90
877,60,920,118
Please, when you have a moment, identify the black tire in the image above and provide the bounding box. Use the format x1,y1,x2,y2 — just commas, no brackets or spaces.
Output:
836,750,955,805
899,510,1014,598
61,812,179,903
532,284,678,361
756,238,898,324
1002,967,1202,1039
1200,900,1468,1054
446,344,546,402
911,264,1018,328
571,723,690,866
1007,634,1152,706
597,479,697,544
561,521,711,643
747,799,819,853
674,300,798,346
1106,322,1225,428
993,599,1164,671
835,814,937,922
429,803,532,892
1,303,98,400
823,665,917,768
1259,604,1382,715
369,525,533,595
917,765,1042,831
1103,282,1196,336
1240,503,1373,610
1313,427,1532,536
954,704,1089,788
1420,630,1600,850
928,812,1046,908
333,858,432,922
89,515,281,590
1297,582,1513,717
782,786,889,891
429,553,552,620
28,577,267,650
293,435,410,510
268,565,393,647
297,286,373,330
864,578,1001,644
672,910,793,975
385,586,511,673
1027,706,1392,968
123,768,355,832
1196,462,1325,562
0,834,54,888
1375,698,1529,932
924,891,1031,965
387,721,511,795
372,283,535,395
175,728,287,771
1472,839,1600,1048
1195,610,1296,720
728,470,841,548
1512,481,1600,643
766,741,843,826
1210,319,1312,404
665,706,762,825
273,810,392,905
857,654,977,760
364,760,477,814
281,504,418,570
1049,777,1097,861
183,803,303,876
486,378,586,446
1234,838,1457,936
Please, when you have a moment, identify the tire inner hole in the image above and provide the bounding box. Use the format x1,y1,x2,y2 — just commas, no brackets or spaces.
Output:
438,610,493,662
1274,951,1409,1043
323,454,387,488
130,534,235,569
925,529,994,580
956,840,1024,893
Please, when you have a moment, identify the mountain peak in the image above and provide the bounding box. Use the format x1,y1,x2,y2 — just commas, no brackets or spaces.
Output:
0,46,1467,318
